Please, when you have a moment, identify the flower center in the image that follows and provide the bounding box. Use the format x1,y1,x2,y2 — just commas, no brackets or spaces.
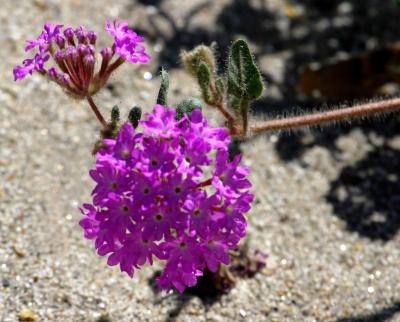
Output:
111,182,118,190
175,186,182,194
193,209,201,217
122,150,130,158
155,214,163,222
121,205,129,213
151,159,158,166
143,187,150,195
179,242,187,249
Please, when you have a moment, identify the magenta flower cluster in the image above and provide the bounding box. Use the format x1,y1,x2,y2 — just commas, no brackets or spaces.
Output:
13,20,150,98
80,105,253,292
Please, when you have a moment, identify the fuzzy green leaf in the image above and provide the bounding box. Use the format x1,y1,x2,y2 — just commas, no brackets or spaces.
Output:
197,62,212,103
197,62,210,90
227,39,263,101
156,68,169,106
215,77,225,96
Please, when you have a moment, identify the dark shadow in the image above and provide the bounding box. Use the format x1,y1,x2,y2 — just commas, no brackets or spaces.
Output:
326,145,400,241
136,0,164,5
270,0,400,161
147,245,266,322
129,0,283,70
334,302,400,322
216,0,285,49
148,270,222,322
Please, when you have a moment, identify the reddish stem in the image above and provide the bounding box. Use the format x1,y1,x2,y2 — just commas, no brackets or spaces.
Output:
244,98,400,135
104,57,125,78
86,95,107,127
216,102,236,126
196,178,213,188
208,83,236,128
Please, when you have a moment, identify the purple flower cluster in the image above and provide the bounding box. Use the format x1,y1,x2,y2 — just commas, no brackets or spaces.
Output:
80,105,253,292
13,20,150,98
105,20,149,63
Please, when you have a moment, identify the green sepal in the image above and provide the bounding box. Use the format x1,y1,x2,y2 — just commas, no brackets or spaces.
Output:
156,68,169,106
227,39,263,101
176,97,204,120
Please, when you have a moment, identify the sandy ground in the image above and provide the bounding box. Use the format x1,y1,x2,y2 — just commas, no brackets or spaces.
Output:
1,0,400,321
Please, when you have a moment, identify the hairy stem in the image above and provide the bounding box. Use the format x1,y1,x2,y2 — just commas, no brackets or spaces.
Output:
105,57,125,78
207,82,236,129
247,98,400,135
86,95,107,127
216,102,236,127
240,99,249,135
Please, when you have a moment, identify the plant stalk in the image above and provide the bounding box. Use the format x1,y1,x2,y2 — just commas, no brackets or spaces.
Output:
86,95,107,127
247,98,400,135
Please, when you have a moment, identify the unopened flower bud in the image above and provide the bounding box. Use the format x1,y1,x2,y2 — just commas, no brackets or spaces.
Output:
87,31,97,45
59,73,70,84
77,44,87,56
85,45,95,56
65,46,78,61
100,47,113,59
55,34,65,49
54,50,65,63
111,105,120,122
181,45,216,77
47,67,58,78
64,27,75,43
83,54,95,67
75,26,87,43
128,106,142,128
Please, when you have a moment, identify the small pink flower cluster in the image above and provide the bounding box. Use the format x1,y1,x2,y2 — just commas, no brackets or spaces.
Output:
80,105,254,292
13,20,150,98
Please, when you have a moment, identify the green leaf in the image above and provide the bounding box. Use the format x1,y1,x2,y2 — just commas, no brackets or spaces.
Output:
128,106,142,128
215,77,225,96
227,39,263,101
156,68,169,106
197,62,212,103
197,62,210,90
176,97,203,120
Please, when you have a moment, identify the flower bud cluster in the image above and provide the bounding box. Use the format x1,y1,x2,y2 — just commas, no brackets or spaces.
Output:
80,105,253,292
13,20,150,98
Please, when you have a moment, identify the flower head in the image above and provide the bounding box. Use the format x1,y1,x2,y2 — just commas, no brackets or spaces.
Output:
13,53,49,81
13,20,150,98
80,105,253,293
105,19,150,63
